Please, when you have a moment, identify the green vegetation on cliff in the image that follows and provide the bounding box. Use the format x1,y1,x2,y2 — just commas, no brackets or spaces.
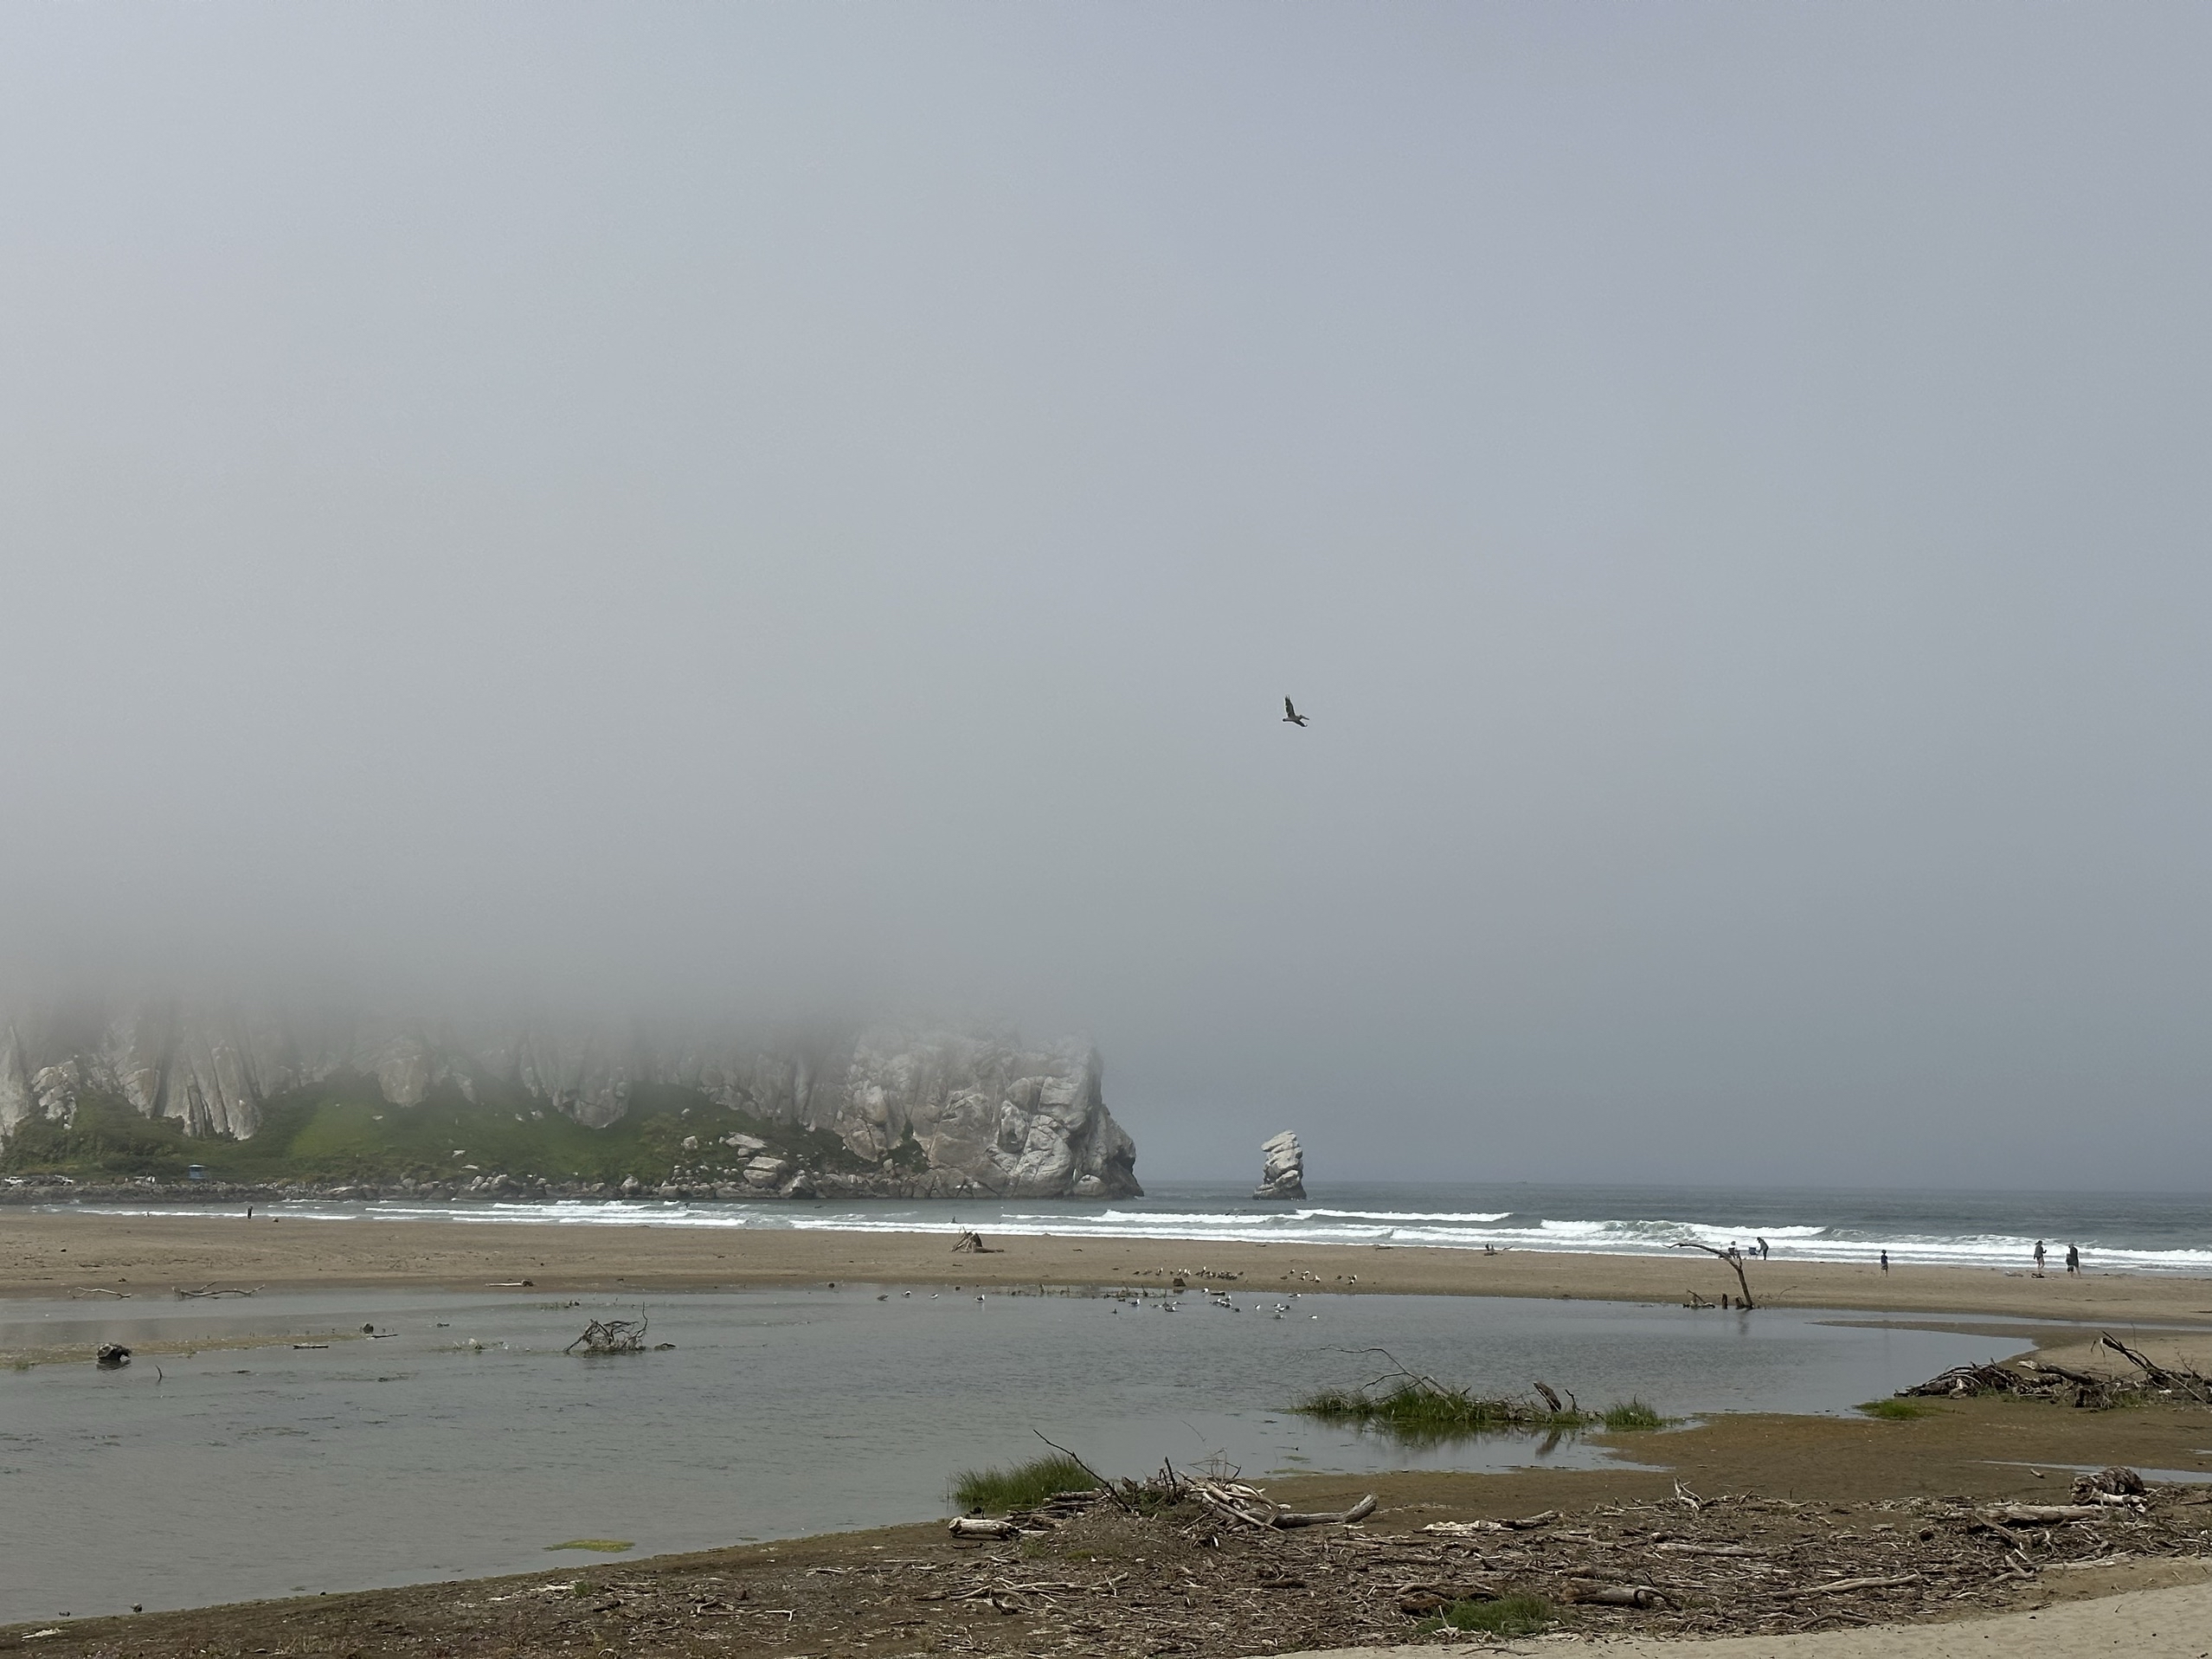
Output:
0,1076,870,1187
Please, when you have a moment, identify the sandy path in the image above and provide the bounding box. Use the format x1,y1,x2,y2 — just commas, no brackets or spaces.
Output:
1278,1574,2212,1658
6,1209,2212,1324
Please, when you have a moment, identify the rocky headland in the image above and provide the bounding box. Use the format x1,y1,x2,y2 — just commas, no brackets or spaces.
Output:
0,1004,1141,1200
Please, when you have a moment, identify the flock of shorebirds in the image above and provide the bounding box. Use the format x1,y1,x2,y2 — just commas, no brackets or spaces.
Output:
871,1287,1314,1315
1107,1288,1318,1320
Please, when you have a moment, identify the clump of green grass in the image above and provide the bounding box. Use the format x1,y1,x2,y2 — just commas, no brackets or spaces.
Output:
1857,1397,1937,1421
950,1453,1101,1514
1600,1399,1666,1431
1296,1381,1584,1445
1419,1594,1554,1636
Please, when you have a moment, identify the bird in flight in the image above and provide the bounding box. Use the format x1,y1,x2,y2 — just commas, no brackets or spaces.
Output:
1283,697,1309,727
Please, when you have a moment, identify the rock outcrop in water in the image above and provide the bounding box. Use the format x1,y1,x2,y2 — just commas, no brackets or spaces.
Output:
0,1004,1141,1199
1252,1129,1305,1199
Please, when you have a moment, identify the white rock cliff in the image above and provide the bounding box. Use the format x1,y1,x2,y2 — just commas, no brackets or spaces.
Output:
0,1005,1141,1199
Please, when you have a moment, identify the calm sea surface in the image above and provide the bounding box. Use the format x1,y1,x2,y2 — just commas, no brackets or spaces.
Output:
3,1282,2047,1624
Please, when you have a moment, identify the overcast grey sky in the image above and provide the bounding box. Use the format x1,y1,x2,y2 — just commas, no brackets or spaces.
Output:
3,4,2209,1189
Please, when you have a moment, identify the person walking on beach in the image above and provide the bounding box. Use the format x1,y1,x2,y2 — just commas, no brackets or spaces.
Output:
1880,1250,1889,1273
1756,1236,1770,1260
2034,1240,2046,1276
2067,1244,2080,1275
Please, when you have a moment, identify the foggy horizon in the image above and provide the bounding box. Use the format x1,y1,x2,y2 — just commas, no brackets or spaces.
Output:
6,5,2211,1193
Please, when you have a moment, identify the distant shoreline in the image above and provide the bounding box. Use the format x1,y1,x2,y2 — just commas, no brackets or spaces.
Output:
5,1208,2210,1324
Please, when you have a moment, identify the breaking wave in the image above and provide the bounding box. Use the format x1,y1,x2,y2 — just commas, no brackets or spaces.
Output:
55,1181,2212,1276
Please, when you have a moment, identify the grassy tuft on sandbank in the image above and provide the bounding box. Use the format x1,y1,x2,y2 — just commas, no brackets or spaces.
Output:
1420,1592,1554,1636
1857,1397,1939,1420
950,1453,1101,1514
1600,1399,1667,1431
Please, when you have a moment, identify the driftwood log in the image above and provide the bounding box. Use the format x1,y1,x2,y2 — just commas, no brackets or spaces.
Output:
1397,1579,1505,1614
1566,1583,1671,1608
1270,1495,1378,1528
1420,1509,1558,1536
1985,1501,2134,1524
948,1516,1021,1540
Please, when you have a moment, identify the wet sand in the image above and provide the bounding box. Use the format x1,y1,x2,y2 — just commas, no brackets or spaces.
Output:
6,1208,2211,1325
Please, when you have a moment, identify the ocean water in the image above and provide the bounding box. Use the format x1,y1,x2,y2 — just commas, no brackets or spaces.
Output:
0,1283,2031,1624
57,1180,2212,1274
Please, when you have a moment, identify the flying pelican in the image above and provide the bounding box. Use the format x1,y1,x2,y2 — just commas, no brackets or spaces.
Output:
1283,697,1309,727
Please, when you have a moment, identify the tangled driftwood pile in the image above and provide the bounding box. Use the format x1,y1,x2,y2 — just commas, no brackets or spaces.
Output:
949,1463,1378,1541
1900,1334,2212,1409
566,1316,649,1355
42,1469,2212,1656
917,1470,2212,1649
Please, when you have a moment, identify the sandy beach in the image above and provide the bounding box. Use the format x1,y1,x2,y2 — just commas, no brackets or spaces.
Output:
1288,1573,2212,1658
7,1207,2211,1326
13,1205,2212,1656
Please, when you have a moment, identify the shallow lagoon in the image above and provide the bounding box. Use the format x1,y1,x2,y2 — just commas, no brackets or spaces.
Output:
0,1285,2022,1623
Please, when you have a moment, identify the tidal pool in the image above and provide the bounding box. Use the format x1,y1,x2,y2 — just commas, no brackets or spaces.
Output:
0,1284,2022,1623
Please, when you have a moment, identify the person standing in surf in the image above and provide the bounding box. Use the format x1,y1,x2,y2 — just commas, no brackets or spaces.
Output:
2034,1239,2046,1276
2067,1243,2080,1274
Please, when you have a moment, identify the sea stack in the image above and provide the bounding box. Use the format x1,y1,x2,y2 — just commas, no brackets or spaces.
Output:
1252,1130,1305,1200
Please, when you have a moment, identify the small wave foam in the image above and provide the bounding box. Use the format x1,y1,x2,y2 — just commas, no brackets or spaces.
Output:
42,1192,2212,1275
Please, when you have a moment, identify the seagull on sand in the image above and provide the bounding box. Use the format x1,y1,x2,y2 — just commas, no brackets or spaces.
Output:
1282,697,1309,727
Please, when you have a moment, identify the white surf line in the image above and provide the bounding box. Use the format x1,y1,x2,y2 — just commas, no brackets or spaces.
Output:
35,1199,2212,1275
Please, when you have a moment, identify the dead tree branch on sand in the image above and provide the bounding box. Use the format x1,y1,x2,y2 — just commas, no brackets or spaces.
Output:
951,1229,1001,1253
1032,1429,1136,1513
1672,1243,1754,1309
2097,1333,2212,1406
